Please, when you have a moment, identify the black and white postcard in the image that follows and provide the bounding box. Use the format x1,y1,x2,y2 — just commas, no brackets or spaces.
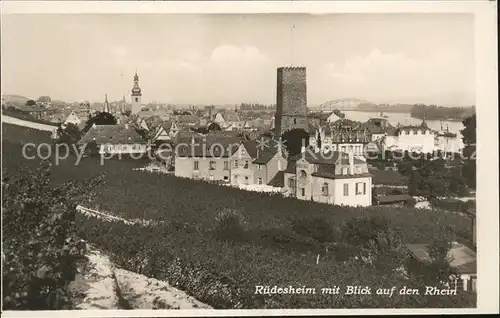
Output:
1,1,498,316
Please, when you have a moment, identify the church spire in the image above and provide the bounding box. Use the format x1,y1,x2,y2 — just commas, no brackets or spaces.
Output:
132,71,142,96
103,93,110,113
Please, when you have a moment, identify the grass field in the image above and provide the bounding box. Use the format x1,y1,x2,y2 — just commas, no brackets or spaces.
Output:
2,123,476,308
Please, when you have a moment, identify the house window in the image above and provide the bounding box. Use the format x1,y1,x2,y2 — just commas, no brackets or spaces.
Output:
244,160,249,169
234,160,239,168
258,178,263,185
294,118,297,125
234,175,238,182
355,182,365,195
258,164,263,170
288,178,295,188
300,170,307,178
348,145,353,153
209,161,216,170
322,183,329,196
223,161,229,170
342,167,348,175
341,146,346,152
343,183,349,196
300,188,305,196
194,161,199,171
135,97,139,102
244,176,249,184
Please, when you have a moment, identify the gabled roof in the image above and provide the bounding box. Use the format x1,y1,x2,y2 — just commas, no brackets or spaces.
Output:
268,170,285,187
405,242,476,275
77,124,146,145
252,139,287,165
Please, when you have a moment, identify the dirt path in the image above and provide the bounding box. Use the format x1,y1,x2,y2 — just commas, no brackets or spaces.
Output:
69,248,211,310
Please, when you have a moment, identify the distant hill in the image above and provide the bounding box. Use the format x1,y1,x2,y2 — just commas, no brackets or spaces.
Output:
2,94,32,106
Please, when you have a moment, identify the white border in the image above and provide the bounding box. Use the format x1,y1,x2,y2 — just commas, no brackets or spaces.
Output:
1,1,498,316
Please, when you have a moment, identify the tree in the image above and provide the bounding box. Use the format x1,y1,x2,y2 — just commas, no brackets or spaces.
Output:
207,122,222,132
25,100,36,107
281,128,309,157
2,163,103,309
461,115,476,189
82,112,117,134
57,123,82,147
123,110,132,117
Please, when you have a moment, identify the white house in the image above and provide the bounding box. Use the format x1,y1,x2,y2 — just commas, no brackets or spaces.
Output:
283,148,372,207
434,128,464,153
384,120,435,153
64,111,82,126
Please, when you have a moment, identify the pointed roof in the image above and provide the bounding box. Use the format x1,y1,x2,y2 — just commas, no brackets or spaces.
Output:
132,72,142,96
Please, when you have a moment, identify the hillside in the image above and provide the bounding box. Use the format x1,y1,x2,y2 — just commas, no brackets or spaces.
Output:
2,123,476,309
2,94,31,106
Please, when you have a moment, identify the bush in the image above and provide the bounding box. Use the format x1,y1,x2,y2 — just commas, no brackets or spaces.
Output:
431,198,474,213
2,163,101,310
341,216,391,248
258,228,320,253
291,217,339,243
213,208,247,242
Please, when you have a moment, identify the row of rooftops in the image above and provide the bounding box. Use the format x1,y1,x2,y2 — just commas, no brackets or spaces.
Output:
309,117,458,139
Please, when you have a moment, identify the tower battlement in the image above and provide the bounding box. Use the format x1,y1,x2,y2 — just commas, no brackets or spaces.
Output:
278,66,307,72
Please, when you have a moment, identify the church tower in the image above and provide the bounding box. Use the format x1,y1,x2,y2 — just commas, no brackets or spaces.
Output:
131,72,142,115
274,66,308,137
103,94,110,113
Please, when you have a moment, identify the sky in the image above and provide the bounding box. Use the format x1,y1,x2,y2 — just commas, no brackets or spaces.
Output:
2,13,475,106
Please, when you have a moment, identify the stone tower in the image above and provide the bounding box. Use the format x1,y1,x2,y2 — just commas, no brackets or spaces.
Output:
274,66,308,137
131,72,142,115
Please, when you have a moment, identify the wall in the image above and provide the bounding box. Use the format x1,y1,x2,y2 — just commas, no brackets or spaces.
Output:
283,172,296,197
332,176,372,207
311,177,336,204
229,144,255,186
131,95,142,115
396,130,435,153
294,158,315,201
435,135,464,153
175,157,231,182
100,143,148,154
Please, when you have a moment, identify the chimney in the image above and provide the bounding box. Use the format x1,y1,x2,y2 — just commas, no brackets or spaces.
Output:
348,151,354,175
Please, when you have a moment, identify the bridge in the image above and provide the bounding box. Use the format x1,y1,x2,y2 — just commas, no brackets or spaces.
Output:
313,98,377,113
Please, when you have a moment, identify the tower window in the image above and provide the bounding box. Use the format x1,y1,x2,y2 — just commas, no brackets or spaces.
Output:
135,97,138,102
293,118,297,125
